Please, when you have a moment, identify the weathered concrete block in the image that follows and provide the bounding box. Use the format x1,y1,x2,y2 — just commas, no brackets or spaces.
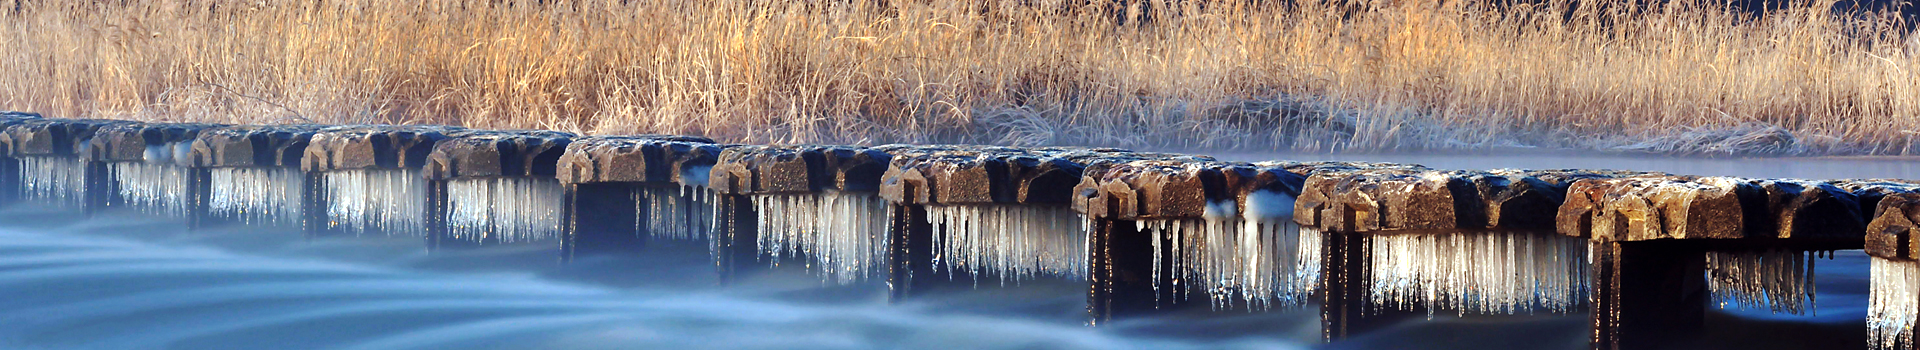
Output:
1073,160,1309,220
85,122,228,163
303,125,467,172
1302,169,1640,233
1,119,137,157
422,130,576,180
883,145,1207,206
1867,192,1920,261
1741,179,1864,240
1558,176,1752,242
707,145,892,195
556,135,721,185
185,124,329,168
0,112,44,156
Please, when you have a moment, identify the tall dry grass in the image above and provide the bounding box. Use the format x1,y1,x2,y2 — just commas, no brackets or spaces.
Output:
1,0,1917,155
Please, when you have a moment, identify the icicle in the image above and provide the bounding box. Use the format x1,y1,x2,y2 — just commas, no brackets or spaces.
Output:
209,167,307,226
1871,257,1919,350
1137,216,1320,309
321,169,428,236
445,177,565,244
926,204,1087,283
1366,231,1589,316
1706,249,1818,315
18,156,88,207
749,191,889,284
109,162,193,216
640,185,717,241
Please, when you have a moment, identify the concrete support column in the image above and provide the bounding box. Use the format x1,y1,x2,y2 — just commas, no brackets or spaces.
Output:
80,160,111,216
424,179,454,251
1591,240,1707,350
0,157,17,207
886,203,935,302
713,193,760,285
1087,218,1163,325
562,182,645,262
302,171,334,239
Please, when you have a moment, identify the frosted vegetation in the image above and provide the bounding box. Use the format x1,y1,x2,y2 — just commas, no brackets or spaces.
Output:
4,1,1916,155
445,177,564,243
1872,258,1919,350
1367,232,1590,316
752,192,889,284
209,167,307,226
1706,250,1822,315
321,169,428,236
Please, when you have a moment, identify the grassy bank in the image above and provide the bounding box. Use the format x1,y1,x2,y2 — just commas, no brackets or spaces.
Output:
2,0,1916,155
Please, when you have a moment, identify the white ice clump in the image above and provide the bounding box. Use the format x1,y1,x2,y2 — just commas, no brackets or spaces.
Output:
1871,257,1918,350
1135,190,1320,309
19,156,88,207
210,167,307,226
446,177,565,243
1706,249,1819,315
322,169,428,236
1368,231,1589,315
752,191,889,284
928,204,1086,282
110,162,192,216
639,185,717,241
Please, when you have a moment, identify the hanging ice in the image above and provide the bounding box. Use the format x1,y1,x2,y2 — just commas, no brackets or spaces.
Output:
18,156,88,207
209,167,307,226
638,185,717,241
110,162,193,216
927,204,1086,283
1872,257,1918,350
446,177,565,243
1134,190,1321,309
321,169,428,236
1367,231,1589,316
1706,249,1820,315
752,191,888,284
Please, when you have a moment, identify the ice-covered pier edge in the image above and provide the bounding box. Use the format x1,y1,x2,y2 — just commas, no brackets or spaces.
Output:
421,130,575,248
1868,192,1920,350
556,135,724,261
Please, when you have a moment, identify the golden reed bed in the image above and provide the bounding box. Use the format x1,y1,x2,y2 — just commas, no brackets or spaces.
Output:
1,0,1916,155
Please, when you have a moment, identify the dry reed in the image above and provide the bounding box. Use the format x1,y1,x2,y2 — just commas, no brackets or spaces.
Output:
1,0,1916,155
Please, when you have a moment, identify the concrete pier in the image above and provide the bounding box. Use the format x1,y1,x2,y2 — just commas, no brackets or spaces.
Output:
0,118,137,213
0,112,43,206
302,125,465,237
556,135,721,261
84,122,227,220
183,124,327,229
706,145,895,284
421,130,575,249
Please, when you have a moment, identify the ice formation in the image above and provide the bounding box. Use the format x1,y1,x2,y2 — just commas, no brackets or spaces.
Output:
209,167,307,226
639,185,717,241
1706,249,1820,315
110,162,193,216
18,156,88,207
1134,191,1320,309
321,169,428,236
751,191,889,284
1871,257,1918,350
445,177,565,243
927,204,1086,283
1368,231,1589,315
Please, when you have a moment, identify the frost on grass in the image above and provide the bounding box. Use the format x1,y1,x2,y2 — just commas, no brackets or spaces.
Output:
1368,231,1589,316
752,191,889,284
446,177,565,243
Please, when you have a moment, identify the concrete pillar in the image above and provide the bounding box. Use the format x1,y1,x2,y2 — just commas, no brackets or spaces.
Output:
1591,240,1707,350
1087,217,1165,325
186,168,216,229
562,182,645,262
424,179,455,251
80,160,112,216
886,203,936,302
302,171,335,239
1318,232,1419,342
713,193,760,285
0,156,17,206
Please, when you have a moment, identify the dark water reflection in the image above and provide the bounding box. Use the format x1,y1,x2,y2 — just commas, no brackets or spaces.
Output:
0,153,1910,349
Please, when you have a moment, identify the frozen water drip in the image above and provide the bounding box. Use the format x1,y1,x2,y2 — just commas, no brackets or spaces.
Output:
638,185,717,241
210,167,307,226
752,191,888,284
1136,217,1321,309
1706,249,1821,315
322,169,428,236
445,177,565,244
1367,231,1589,316
1871,257,1918,350
927,204,1086,283
18,156,87,207
110,162,193,216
